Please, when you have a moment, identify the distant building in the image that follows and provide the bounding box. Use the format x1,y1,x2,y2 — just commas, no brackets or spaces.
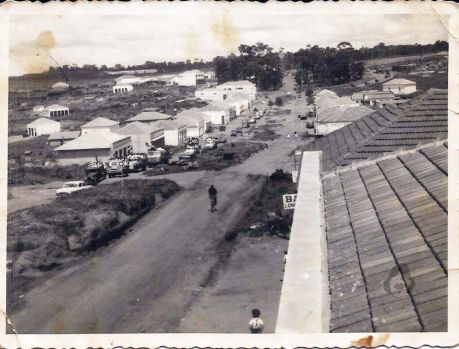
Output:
215,80,257,101
171,70,206,86
383,78,417,95
352,90,395,107
47,131,81,147
55,131,131,165
314,105,373,135
155,119,188,146
32,105,45,115
113,84,134,94
175,108,209,137
194,88,227,102
115,75,143,85
26,118,61,137
126,111,173,125
41,104,69,118
81,117,120,135
52,82,70,90
116,121,165,153
200,102,234,125
224,92,251,116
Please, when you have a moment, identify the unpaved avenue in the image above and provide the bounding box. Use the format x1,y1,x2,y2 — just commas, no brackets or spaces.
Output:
10,171,264,333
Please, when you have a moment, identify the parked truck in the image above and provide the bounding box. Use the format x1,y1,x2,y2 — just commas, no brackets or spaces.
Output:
84,160,107,185
127,153,148,172
147,146,170,167
107,158,129,178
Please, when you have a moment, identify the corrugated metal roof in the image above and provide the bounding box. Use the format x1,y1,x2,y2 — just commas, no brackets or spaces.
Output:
155,119,187,130
317,105,373,123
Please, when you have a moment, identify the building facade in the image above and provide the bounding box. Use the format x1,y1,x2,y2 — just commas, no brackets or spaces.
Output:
383,78,417,95
26,118,61,137
81,117,120,135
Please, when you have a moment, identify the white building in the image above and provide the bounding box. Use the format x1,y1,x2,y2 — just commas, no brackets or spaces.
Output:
314,105,373,135
81,117,120,135
113,84,134,94
225,92,251,116
32,105,45,115
155,120,188,146
116,121,165,153
215,80,257,101
55,131,132,165
201,102,234,125
52,82,70,90
383,78,417,95
171,69,206,86
41,104,69,118
176,109,209,138
126,110,173,125
115,75,143,85
26,118,61,137
195,87,227,102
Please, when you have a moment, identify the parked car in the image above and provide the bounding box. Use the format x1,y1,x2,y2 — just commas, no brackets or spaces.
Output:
108,159,129,178
230,131,237,137
249,117,256,124
235,127,243,133
56,181,92,197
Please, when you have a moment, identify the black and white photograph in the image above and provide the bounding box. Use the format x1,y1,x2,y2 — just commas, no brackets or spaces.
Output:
1,2,457,346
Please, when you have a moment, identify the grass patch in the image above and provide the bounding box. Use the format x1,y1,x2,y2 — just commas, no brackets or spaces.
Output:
8,164,86,186
7,179,180,304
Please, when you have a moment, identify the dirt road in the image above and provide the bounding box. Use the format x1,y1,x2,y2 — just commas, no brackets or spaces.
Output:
9,74,312,333
9,171,264,333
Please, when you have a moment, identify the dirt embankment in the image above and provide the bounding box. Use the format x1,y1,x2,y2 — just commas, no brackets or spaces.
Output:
7,179,180,305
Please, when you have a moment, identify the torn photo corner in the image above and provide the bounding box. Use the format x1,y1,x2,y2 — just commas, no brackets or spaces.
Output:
0,1,458,348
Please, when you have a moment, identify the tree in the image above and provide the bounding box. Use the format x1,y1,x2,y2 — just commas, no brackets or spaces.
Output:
274,96,283,107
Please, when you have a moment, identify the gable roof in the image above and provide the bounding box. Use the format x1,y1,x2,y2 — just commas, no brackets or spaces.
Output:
156,119,187,130
303,89,447,171
117,121,163,135
81,117,119,128
48,131,81,141
218,80,255,87
27,117,60,127
176,109,206,125
317,105,373,123
383,78,416,86
127,111,172,122
47,104,69,110
323,142,447,332
55,131,129,151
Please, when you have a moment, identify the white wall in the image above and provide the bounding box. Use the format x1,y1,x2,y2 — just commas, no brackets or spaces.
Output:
202,111,227,125
28,122,61,137
164,128,187,146
81,125,119,135
383,84,416,95
56,148,111,165
216,84,257,101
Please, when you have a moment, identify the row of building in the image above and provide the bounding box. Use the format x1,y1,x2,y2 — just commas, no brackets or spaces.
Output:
25,79,257,165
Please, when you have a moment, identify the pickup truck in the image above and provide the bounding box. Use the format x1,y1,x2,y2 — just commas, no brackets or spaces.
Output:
56,181,92,197
108,159,129,178
127,153,147,172
204,137,217,149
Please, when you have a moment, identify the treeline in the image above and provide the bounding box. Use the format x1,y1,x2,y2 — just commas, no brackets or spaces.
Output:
213,42,283,91
47,59,214,75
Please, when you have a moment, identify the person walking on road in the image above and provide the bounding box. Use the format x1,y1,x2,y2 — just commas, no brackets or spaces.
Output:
208,185,218,212
248,308,264,334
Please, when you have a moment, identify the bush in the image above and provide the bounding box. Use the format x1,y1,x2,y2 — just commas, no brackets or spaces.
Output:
274,96,284,107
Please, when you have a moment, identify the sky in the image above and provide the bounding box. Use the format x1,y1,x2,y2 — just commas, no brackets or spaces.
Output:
9,8,448,76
